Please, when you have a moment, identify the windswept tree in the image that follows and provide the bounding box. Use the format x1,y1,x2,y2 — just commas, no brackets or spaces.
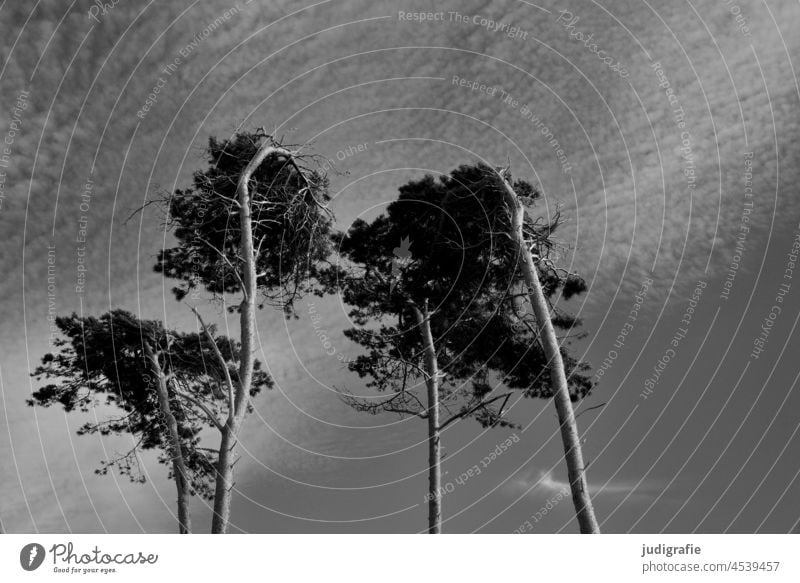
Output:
334,163,594,533
491,164,600,533
29,309,271,534
154,129,336,533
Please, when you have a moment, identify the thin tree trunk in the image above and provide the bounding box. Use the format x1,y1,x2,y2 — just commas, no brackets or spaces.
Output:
211,424,236,534
209,140,301,534
496,169,600,534
143,341,192,534
412,303,442,534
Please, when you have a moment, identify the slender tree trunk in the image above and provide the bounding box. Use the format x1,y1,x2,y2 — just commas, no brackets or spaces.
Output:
412,303,441,534
143,341,192,534
497,170,600,534
209,140,299,533
211,423,236,534
173,466,191,534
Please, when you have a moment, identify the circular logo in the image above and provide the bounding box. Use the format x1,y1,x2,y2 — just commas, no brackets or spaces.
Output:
20,543,46,571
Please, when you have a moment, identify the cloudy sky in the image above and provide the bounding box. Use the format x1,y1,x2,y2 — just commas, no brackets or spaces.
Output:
1,0,799,533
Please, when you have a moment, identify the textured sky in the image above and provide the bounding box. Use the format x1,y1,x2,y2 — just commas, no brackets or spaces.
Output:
1,0,799,534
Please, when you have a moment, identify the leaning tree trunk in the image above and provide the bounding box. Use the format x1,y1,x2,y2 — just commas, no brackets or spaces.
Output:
412,303,442,534
143,341,192,534
496,169,600,534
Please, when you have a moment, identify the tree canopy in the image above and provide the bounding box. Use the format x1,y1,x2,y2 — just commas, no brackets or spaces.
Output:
154,131,336,313
29,309,272,498
335,163,592,426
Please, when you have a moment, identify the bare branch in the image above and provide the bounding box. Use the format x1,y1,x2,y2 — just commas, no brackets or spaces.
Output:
173,388,225,433
439,392,514,431
187,304,236,419
195,236,246,291
336,386,429,419
575,402,607,420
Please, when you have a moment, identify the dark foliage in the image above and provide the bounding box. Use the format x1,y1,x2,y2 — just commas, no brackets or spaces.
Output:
334,163,593,428
154,131,337,314
29,309,272,498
